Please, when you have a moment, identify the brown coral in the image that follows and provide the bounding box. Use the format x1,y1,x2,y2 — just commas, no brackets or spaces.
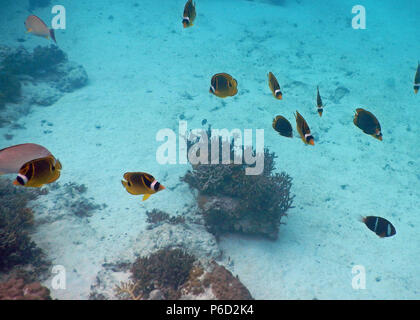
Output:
0,278,51,300
180,262,253,300
0,177,47,272
203,264,253,300
129,247,196,300
182,127,294,239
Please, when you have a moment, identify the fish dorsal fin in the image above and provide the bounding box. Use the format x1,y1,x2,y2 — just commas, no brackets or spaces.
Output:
303,119,310,134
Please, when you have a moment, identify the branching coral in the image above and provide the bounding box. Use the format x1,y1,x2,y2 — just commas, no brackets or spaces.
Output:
182,126,294,240
114,281,143,300
0,177,47,272
111,247,254,300
128,247,196,300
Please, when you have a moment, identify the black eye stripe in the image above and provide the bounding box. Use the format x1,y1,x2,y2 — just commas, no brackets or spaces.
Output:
17,176,26,185
26,163,34,180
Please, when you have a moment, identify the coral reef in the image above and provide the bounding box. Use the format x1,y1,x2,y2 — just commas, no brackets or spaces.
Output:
181,262,253,300
0,45,88,127
0,177,49,275
110,247,253,300
89,206,223,300
129,247,196,299
1,46,66,78
0,45,87,92
0,72,21,109
0,278,51,300
201,263,253,300
182,127,294,240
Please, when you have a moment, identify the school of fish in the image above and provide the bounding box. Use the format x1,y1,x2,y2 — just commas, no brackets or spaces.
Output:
3,1,417,237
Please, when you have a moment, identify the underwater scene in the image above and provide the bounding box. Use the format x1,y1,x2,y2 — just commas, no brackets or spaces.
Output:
0,0,419,300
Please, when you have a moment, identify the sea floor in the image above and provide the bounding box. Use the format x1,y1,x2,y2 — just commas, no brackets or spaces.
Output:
0,0,419,299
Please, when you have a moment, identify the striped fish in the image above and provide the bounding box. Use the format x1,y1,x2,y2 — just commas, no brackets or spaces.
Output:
362,216,396,238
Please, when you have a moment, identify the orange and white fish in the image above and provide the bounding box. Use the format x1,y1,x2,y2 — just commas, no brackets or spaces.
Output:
295,111,315,146
25,15,56,43
268,72,282,100
209,73,238,98
121,172,165,201
182,0,196,28
13,156,62,188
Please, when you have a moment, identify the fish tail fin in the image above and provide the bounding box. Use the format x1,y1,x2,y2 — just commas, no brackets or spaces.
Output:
50,28,57,44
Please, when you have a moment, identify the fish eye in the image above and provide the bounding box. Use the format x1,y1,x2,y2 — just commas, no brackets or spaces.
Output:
52,165,56,171
127,181,132,187
154,182,161,191
16,176,26,185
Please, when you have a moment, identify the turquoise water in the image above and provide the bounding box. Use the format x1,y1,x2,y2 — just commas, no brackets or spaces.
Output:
0,0,419,299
